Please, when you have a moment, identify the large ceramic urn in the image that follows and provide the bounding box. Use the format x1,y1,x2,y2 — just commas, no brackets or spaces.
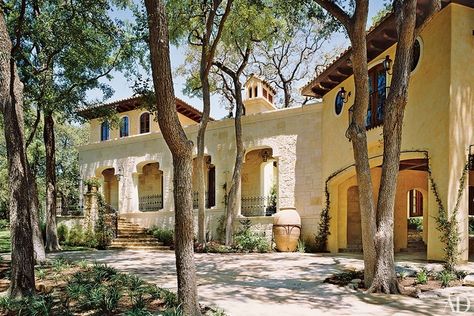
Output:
273,207,301,252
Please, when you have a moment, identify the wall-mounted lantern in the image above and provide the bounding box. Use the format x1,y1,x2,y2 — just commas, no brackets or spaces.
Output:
115,167,124,181
261,149,271,162
383,55,393,75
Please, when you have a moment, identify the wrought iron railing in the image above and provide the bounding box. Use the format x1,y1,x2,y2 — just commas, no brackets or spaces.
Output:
57,202,84,216
139,194,163,212
193,191,209,209
241,196,276,217
347,87,390,133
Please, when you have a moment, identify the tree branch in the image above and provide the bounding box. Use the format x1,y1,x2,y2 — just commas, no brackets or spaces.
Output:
312,0,351,29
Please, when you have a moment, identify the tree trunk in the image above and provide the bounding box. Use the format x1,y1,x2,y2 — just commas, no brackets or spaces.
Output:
44,111,61,251
283,81,291,108
368,0,423,293
225,80,245,246
196,58,212,244
27,164,46,262
0,12,35,298
145,1,200,314
345,8,377,287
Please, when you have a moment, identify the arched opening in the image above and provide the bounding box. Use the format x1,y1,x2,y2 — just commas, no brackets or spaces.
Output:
336,158,428,255
102,168,118,211
140,112,150,134
241,148,278,217
406,189,426,252
138,163,163,212
120,116,129,138
192,156,216,209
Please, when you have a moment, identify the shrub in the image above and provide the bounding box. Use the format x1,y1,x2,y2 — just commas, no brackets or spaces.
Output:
416,268,428,284
95,229,113,250
437,269,455,287
0,219,8,229
149,227,174,246
84,228,98,248
234,220,270,253
469,217,474,235
297,239,306,253
407,217,423,231
57,224,69,244
67,224,85,246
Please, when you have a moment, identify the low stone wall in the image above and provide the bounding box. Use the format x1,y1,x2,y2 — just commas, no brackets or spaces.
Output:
57,216,84,229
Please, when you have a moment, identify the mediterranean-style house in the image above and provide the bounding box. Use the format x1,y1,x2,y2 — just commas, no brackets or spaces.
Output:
74,0,474,261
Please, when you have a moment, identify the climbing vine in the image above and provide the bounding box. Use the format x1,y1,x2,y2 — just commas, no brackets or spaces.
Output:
425,152,469,271
314,167,348,252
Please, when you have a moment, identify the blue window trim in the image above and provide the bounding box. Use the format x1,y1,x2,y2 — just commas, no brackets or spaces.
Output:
100,121,109,141
120,116,129,138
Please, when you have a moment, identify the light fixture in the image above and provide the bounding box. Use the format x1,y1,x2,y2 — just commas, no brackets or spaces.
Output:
115,167,124,181
383,55,393,75
261,149,270,162
340,87,351,104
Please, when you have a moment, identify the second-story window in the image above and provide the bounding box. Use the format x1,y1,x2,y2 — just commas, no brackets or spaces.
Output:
140,112,150,134
366,63,387,129
120,116,129,138
100,121,109,141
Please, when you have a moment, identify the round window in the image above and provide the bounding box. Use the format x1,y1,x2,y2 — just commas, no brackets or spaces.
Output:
335,90,344,116
411,38,421,72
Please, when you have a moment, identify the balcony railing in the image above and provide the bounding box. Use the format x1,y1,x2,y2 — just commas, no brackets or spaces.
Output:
193,192,209,209
139,194,163,212
347,87,389,132
241,196,276,217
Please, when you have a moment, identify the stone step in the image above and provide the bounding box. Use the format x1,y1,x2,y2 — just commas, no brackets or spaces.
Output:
117,228,148,234
111,239,164,245
113,237,161,243
108,245,171,250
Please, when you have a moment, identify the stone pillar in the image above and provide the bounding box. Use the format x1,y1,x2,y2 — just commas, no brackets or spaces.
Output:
83,190,98,230
277,154,296,209
131,172,141,212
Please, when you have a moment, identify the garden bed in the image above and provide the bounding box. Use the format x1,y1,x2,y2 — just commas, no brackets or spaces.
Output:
0,257,224,315
324,267,468,298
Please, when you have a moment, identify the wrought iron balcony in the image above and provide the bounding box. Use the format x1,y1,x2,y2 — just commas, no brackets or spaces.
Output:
139,194,163,212
241,195,276,217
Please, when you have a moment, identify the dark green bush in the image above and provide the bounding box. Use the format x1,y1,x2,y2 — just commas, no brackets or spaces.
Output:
149,227,174,246
84,228,98,248
57,224,69,244
67,224,85,246
233,220,270,253
407,217,423,231
0,219,9,229
469,216,474,235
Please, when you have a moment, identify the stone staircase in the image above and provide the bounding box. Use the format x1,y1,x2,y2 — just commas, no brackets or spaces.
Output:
400,229,427,252
109,218,171,250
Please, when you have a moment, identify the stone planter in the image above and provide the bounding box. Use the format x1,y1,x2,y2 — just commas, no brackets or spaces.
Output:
273,207,301,252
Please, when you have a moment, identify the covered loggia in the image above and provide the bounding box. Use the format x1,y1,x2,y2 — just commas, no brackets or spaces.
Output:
101,168,119,211
137,162,164,212
191,155,216,209
241,147,278,217
342,159,429,254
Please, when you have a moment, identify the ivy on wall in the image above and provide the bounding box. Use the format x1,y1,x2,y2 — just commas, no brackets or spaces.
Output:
425,152,469,271
313,149,470,262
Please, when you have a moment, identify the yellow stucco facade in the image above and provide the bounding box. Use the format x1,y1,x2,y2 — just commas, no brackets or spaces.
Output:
76,2,473,260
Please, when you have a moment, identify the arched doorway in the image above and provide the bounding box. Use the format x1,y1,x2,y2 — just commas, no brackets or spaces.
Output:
192,156,216,209
241,148,278,217
102,168,118,211
138,163,163,212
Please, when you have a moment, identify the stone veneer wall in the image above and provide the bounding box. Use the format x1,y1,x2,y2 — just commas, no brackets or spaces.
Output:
78,103,322,246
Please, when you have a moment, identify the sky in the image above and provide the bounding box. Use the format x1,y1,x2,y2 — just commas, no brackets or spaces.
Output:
87,1,387,120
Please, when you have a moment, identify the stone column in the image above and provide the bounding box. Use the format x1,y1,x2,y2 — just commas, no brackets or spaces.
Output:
83,190,98,230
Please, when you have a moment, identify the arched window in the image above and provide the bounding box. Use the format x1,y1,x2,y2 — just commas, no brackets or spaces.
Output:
140,112,150,134
100,121,109,141
248,87,253,98
120,116,129,138
408,189,423,217
254,86,258,97
366,63,387,129
411,38,421,72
